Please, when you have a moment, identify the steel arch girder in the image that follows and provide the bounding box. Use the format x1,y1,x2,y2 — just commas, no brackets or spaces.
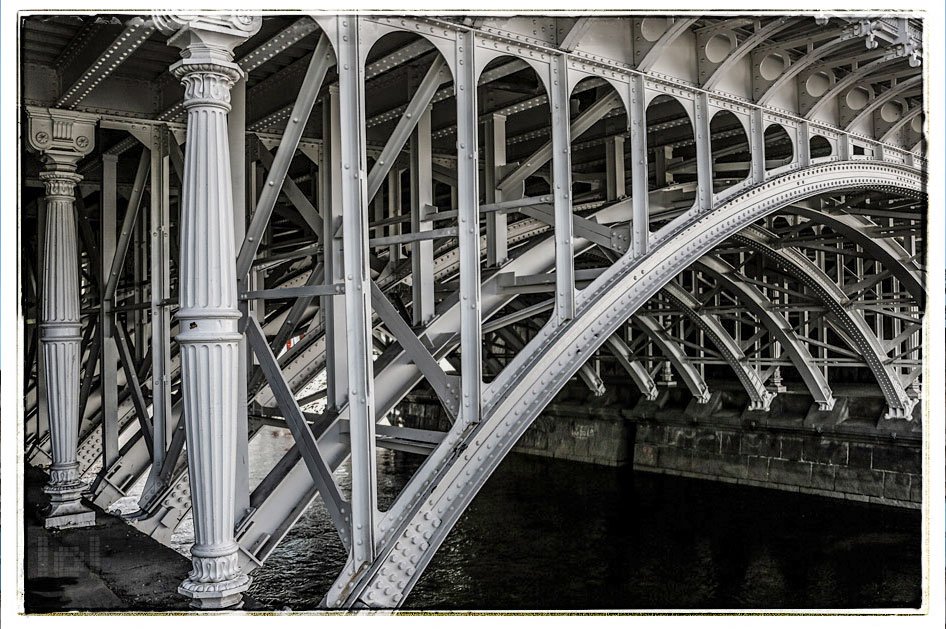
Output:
694,255,836,410
785,203,925,305
631,313,711,403
700,17,798,92
603,335,659,401
335,161,925,608
660,281,774,410
731,225,917,419
755,27,863,106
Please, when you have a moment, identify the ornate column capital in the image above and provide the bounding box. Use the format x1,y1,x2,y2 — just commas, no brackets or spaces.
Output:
155,13,261,97
26,107,97,157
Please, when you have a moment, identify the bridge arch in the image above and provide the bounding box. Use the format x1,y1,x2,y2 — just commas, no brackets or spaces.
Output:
333,160,924,608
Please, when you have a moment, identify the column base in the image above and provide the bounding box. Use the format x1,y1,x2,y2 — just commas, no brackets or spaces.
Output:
45,501,96,530
179,574,251,610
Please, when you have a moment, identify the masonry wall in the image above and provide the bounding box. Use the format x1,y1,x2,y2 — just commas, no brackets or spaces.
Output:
633,419,921,509
397,383,921,509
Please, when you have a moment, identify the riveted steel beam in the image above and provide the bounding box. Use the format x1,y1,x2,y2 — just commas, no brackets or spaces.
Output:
57,17,156,109
455,27,483,430
336,15,378,568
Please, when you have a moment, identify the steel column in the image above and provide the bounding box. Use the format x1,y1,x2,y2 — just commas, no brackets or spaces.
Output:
337,16,378,566
484,112,508,266
410,105,435,325
456,28,483,428
549,54,575,321
99,154,120,470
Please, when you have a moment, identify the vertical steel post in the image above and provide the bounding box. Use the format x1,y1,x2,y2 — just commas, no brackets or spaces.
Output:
387,169,402,261
410,104,435,325
323,84,348,413
26,107,98,529
230,77,250,523
749,108,765,182
694,92,714,210
100,153,120,470
605,135,625,201
798,120,812,167
549,54,575,321
337,15,378,566
628,74,649,257
484,112,507,266
149,124,173,478
156,14,261,609
455,28,482,427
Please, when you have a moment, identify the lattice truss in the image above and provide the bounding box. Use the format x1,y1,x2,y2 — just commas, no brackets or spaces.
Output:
20,14,925,608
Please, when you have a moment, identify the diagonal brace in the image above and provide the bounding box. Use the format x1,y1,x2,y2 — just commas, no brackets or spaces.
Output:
246,316,351,549
370,282,459,421
366,56,447,202
236,33,332,278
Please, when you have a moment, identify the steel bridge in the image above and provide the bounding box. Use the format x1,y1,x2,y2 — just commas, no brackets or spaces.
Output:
20,13,925,609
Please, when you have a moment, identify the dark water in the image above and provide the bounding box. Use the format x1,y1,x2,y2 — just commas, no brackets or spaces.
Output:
246,427,921,610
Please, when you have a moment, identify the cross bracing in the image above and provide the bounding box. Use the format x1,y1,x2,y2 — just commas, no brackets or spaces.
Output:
20,13,925,609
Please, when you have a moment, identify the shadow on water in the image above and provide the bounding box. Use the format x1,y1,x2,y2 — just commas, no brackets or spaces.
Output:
244,429,920,610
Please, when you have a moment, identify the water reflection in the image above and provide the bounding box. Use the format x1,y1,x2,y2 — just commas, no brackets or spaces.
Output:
115,426,917,609
240,427,919,610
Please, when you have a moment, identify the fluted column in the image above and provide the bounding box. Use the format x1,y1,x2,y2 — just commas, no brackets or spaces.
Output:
156,14,261,609
27,108,97,529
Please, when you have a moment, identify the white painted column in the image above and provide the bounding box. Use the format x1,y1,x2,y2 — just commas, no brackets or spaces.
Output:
27,108,97,529
155,14,261,609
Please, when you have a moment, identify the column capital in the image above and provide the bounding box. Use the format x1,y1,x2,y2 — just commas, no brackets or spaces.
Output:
156,14,261,110
156,13,261,77
26,107,97,157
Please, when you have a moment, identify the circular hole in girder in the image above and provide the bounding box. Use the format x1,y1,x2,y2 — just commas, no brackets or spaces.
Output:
640,17,668,42
845,86,870,111
704,33,734,63
805,71,832,97
880,101,903,123
759,53,785,81
911,113,924,133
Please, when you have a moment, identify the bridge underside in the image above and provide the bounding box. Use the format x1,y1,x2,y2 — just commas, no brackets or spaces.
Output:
20,13,925,609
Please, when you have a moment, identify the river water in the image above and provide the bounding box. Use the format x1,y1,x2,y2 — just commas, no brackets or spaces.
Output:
231,426,921,610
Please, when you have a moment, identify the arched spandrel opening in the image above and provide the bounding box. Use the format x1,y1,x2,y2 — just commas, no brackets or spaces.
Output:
646,95,696,228
763,124,793,170
474,55,553,384
810,135,832,159
568,77,628,206
709,110,749,194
